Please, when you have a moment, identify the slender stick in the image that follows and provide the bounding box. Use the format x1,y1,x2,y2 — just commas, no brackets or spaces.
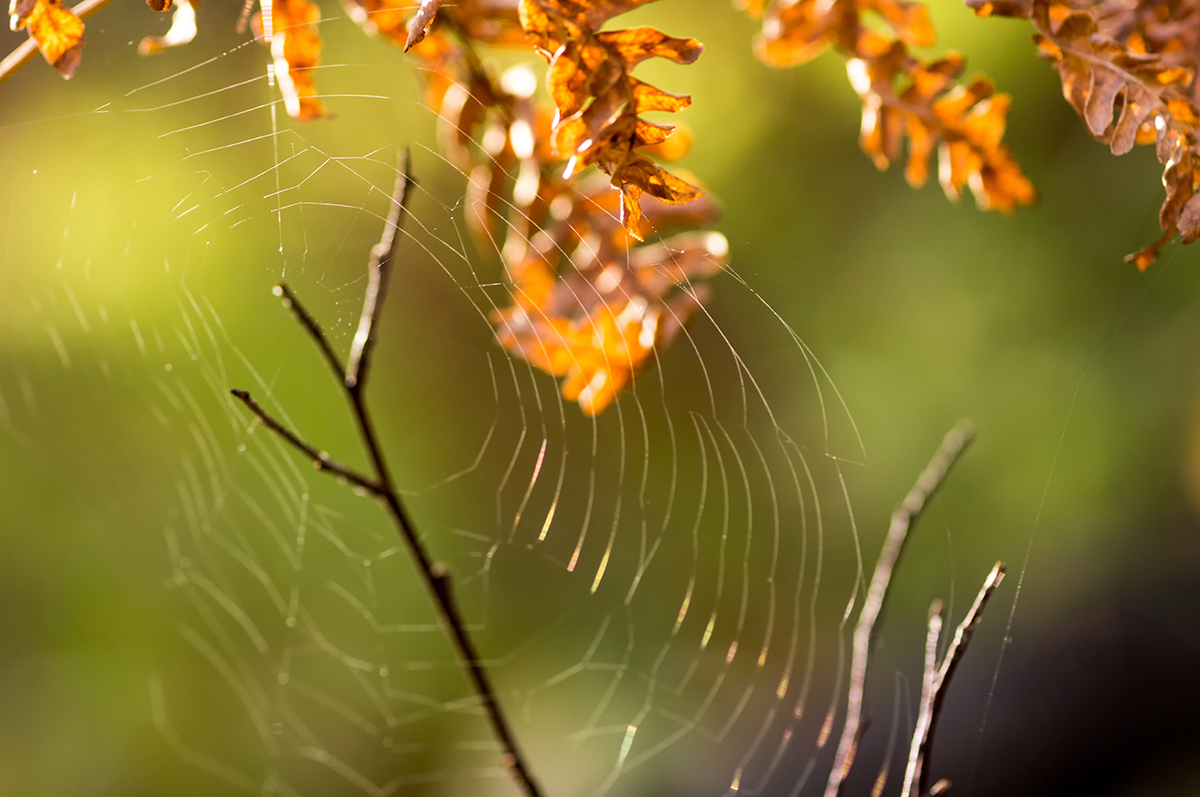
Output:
231,154,546,797
0,0,117,87
230,389,382,494
273,283,346,381
345,151,414,391
823,421,975,797
902,562,1006,797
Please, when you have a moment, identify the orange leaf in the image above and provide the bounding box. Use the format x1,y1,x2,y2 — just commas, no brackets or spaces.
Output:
12,0,84,78
261,0,326,120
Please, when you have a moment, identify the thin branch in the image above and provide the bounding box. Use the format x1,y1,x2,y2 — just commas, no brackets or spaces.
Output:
902,562,1006,797
232,153,546,797
0,0,117,87
273,282,345,383
345,150,415,391
229,389,382,495
823,421,975,797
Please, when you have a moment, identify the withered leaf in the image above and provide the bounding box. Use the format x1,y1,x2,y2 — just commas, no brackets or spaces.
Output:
753,0,1034,214
341,0,727,413
10,0,84,78
522,0,704,238
1016,0,1200,267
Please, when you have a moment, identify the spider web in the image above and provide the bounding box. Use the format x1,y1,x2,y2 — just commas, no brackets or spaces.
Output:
0,2,1012,796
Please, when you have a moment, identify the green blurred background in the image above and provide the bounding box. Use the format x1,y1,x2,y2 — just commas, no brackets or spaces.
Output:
2,0,1200,795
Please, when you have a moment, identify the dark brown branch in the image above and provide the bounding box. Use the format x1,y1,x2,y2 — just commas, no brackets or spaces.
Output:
273,282,345,383
902,562,1006,797
229,389,382,495
0,0,116,86
345,150,415,391
823,421,975,797
232,153,546,797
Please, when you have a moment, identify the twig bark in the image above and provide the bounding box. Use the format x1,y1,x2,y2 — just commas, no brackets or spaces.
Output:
0,0,116,87
230,389,381,494
823,421,975,797
231,152,546,797
902,562,1006,797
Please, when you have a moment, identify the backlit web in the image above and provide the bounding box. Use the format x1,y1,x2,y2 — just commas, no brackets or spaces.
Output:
0,2,969,795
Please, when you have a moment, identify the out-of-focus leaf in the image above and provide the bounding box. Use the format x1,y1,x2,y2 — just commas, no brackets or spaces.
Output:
255,0,326,120
343,0,725,413
10,0,84,78
752,0,1035,215
139,0,197,55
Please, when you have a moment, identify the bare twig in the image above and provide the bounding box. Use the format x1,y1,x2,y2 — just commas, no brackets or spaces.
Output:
229,389,382,494
0,0,117,86
902,562,1006,797
273,283,345,382
345,151,414,391
823,421,975,797
231,153,546,797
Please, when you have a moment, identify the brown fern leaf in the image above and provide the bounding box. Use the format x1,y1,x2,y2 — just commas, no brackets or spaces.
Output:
517,0,704,238
345,0,728,415
973,0,1200,267
753,0,1035,213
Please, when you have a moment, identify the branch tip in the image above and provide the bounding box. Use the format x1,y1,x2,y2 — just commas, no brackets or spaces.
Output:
824,422,976,797
902,561,1007,797
345,151,417,392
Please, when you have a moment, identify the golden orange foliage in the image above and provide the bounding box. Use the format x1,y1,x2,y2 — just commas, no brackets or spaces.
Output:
9,0,84,77
35,0,1200,407
256,0,326,120
518,0,704,237
333,0,726,414
746,0,1036,213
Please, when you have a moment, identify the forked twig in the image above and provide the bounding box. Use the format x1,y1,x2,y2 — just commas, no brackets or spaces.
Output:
231,152,546,797
0,0,116,86
902,562,1007,797
823,421,975,797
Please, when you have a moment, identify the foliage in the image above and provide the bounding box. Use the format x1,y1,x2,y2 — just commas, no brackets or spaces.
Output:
743,0,1036,213
965,0,1200,267
8,0,1200,404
